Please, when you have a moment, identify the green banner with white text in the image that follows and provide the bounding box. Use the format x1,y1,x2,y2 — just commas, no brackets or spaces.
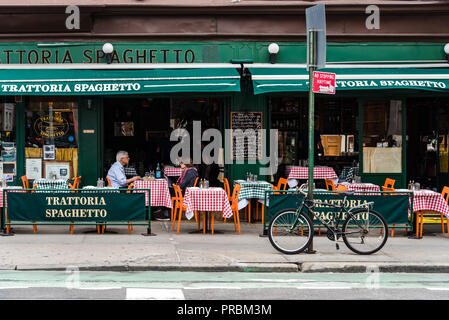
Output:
265,192,410,230
6,192,146,222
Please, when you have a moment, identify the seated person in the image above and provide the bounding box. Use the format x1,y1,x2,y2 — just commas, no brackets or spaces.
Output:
176,158,198,194
107,150,141,188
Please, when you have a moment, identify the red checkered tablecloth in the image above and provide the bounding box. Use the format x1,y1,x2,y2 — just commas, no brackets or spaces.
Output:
287,166,338,180
411,190,449,218
164,166,183,177
338,183,381,195
0,187,24,208
183,187,233,218
133,179,172,208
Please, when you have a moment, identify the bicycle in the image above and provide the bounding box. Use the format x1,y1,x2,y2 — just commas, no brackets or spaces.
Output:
268,184,388,255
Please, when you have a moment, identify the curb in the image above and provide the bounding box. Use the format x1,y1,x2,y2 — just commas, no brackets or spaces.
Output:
300,262,449,273
5,262,449,273
10,263,300,273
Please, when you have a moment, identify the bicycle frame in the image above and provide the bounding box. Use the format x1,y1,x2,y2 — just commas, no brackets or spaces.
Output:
289,193,375,236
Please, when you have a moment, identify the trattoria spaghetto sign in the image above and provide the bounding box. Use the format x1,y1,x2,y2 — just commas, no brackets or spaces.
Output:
6,192,146,222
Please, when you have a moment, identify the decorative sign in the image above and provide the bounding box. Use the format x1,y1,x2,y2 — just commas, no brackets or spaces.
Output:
34,112,69,138
25,158,42,180
230,112,263,160
7,192,146,222
313,71,336,94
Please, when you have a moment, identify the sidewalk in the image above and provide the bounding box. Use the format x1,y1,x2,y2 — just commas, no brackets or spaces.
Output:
0,220,448,273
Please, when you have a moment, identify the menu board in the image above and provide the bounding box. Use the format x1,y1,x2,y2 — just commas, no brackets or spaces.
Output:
230,112,263,160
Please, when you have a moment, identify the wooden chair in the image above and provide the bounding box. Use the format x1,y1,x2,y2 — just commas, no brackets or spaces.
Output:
106,176,111,187
325,179,336,191
193,177,199,187
172,184,199,234
336,185,348,191
383,178,396,189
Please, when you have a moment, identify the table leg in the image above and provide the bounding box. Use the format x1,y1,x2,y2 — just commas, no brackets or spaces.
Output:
248,201,251,224
203,211,206,234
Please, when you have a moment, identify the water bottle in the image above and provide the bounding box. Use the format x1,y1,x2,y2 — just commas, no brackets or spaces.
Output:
155,163,161,179
97,178,101,188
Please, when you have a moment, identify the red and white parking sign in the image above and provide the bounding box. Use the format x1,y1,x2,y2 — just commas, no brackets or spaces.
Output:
312,71,336,94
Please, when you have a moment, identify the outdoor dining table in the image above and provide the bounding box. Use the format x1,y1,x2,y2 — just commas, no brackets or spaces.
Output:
133,179,172,209
287,166,338,188
338,182,381,195
183,187,233,234
394,189,449,238
235,180,272,224
0,186,24,208
164,166,183,177
33,178,70,192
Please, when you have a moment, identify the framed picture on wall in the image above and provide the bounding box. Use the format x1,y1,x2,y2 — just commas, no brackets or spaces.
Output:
25,158,42,180
43,161,72,180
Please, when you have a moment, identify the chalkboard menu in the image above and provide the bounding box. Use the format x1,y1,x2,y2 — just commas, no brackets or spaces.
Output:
230,112,263,160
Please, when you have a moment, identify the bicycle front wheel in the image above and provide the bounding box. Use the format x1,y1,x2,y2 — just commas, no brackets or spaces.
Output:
342,209,388,255
268,209,313,255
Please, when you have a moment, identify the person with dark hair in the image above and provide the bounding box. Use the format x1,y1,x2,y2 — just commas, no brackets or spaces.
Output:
177,158,198,194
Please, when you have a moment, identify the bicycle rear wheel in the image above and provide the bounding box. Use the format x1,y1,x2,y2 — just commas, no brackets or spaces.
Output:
268,209,313,255
342,209,388,255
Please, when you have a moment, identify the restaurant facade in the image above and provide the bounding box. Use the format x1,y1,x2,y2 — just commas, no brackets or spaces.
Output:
1,1,449,191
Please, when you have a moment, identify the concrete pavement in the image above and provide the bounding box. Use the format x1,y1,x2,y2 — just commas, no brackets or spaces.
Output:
0,220,448,273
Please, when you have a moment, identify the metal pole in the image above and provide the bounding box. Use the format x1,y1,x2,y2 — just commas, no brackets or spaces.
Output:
307,29,317,254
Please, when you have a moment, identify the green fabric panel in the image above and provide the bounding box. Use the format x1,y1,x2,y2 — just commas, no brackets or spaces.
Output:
0,68,241,95
249,67,449,94
265,192,410,230
7,192,146,222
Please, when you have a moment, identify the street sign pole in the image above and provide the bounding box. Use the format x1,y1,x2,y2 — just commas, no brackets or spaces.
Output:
306,29,317,254
305,2,325,254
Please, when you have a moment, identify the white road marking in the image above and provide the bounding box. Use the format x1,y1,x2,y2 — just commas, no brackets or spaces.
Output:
184,286,242,290
126,288,185,300
296,287,352,290
426,288,449,291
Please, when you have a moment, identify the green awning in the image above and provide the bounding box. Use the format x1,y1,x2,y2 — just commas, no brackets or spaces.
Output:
0,68,241,95
249,67,449,95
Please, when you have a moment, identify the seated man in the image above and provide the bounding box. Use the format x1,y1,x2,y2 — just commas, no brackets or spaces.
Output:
107,150,141,188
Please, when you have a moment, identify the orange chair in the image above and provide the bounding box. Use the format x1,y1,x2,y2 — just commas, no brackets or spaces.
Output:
221,178,231,201
325,179,336,191
415,186,449,239
193,177,199,187
276,178,288,192
68,176,83,234
227,184,242,235
172,184,199,234
21,175,30,190
383,178,395,189
106,177,111,187
381,186,399,237
336,185,348,191
442,186,449,238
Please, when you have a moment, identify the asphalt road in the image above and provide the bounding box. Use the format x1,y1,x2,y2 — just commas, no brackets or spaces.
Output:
0,271,448,300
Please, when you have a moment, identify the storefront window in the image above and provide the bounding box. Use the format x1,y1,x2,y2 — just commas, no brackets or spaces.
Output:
0,97,17,183
25,97,78,180
363,100,402,173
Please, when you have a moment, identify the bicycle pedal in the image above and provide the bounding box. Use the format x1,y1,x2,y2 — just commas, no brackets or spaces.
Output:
335,243,340,250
